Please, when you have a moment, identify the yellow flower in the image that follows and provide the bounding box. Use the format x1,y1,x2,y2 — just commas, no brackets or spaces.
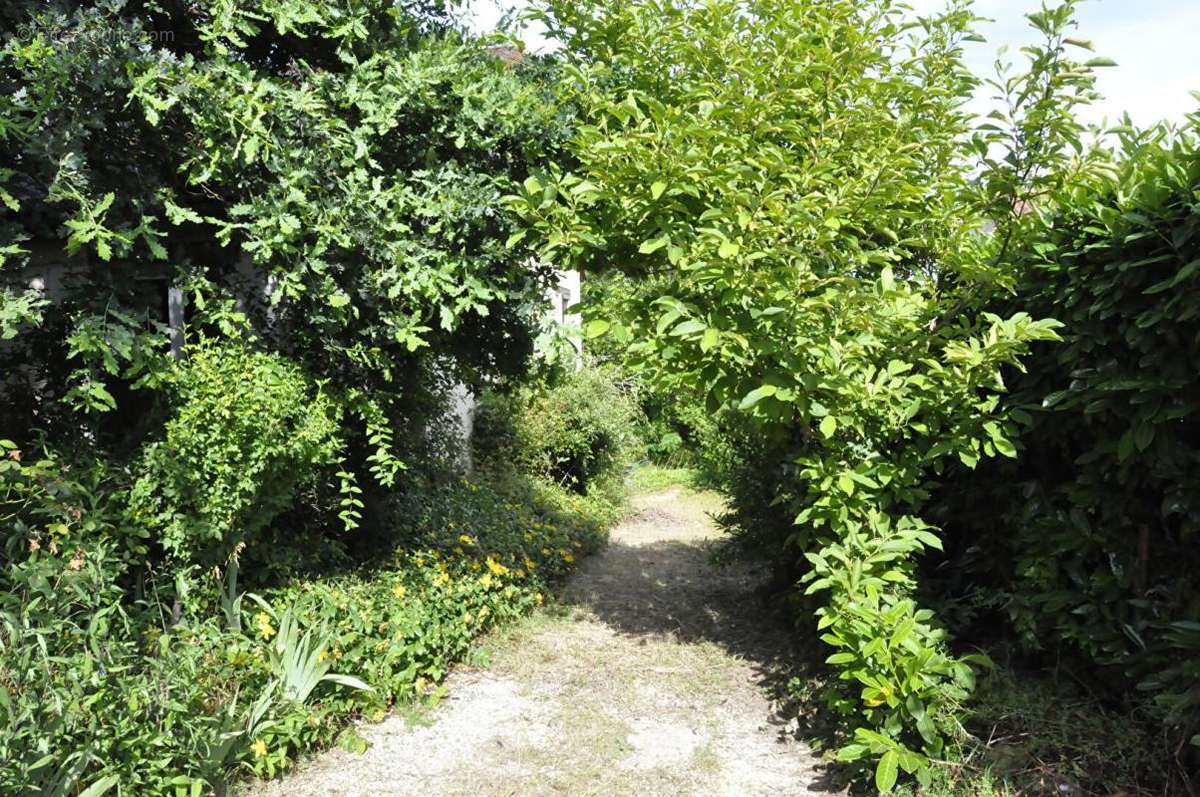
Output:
524,556,536,571
535,592,544,605
458,534,474,545
251,738,268,758
317,649,328,662
393,583,407,599
255,612,276,641
485,556,509,577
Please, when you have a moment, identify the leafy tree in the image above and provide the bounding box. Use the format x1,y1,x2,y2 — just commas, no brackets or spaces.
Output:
0,0,568,559
509,0,1109,786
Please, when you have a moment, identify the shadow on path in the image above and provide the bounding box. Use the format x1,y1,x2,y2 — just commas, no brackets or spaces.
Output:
560,494,847,793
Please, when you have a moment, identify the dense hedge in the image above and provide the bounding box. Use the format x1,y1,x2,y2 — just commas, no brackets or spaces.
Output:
930,124,1200,754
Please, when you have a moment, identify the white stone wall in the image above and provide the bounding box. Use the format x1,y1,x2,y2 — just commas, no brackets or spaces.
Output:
546,268,583,367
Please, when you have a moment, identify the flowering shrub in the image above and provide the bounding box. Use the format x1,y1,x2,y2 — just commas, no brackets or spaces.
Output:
0,469,605,794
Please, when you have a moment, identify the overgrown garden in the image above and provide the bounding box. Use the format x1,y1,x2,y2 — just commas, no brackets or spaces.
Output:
0,1,637,793
1,0,1198,794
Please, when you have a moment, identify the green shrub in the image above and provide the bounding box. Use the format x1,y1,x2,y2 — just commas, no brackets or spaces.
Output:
580,273,714,468
510,0,1104,787
129,341,343,567
893,665,1175,796
474,365,644,502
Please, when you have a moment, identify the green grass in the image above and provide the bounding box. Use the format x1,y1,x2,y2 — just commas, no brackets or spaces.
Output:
625,463,700,494
884,664,1176,796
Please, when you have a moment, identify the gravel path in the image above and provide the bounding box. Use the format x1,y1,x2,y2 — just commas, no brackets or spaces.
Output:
245,487,839,797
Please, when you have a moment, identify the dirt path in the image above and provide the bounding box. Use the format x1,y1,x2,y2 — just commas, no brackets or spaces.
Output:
248,487,837,797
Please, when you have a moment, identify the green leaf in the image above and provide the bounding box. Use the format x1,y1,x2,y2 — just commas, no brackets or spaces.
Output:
819,416,838,439
1086,57,1117,68
79,777,120,797
876,750,899,793
993,435,1017,458
717,239,740,258
738,384,777,410
849,472,879,488
584,319,611,338
639,236,669,254
1117,430,1136,462
837,743,868,762
670,319,706,336
914,530,943,551
915,715,938,745
651,181,667,200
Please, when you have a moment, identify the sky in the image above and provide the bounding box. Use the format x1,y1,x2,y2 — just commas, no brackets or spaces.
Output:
462,0,1199,129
